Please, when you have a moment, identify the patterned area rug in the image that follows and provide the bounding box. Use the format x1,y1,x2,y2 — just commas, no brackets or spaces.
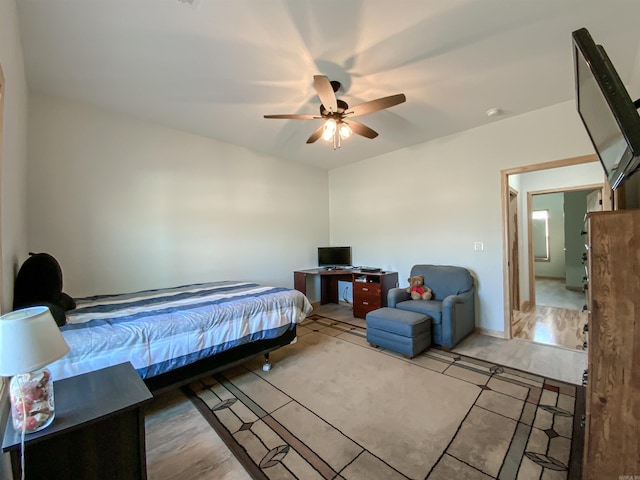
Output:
184,314,584,480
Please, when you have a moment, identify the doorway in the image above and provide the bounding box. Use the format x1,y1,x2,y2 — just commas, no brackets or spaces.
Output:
501,154,610,350
527,185,602,309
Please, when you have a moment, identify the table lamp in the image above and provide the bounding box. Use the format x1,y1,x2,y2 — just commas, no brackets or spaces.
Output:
0,306,70,433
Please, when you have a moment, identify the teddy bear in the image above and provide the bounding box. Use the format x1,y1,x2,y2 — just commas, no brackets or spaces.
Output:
405,275,432,300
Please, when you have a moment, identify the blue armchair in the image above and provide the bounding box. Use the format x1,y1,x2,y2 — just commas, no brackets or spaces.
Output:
387,265,475,349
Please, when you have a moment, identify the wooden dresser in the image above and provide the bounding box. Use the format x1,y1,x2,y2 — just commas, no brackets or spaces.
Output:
583,209,640,478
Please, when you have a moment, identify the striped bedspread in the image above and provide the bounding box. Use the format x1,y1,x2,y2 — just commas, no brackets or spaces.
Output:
48,281,313,381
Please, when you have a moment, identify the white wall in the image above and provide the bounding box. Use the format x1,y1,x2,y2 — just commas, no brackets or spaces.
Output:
564,189,591,289
630,38,640,99
0,0,30,313
27,94,329,297
0,1,29,476
329,100,597,334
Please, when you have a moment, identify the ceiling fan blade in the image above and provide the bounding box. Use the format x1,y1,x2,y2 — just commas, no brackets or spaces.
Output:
306,125,324,144
264,114,320,120
346,93,406,117
314,75,338,113
345,120,378,139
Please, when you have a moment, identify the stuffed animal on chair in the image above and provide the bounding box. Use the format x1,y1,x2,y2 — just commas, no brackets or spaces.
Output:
13,252,76,326
405,275,432,300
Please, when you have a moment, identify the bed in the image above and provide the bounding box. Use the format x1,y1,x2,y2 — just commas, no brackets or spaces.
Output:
47,281,313,393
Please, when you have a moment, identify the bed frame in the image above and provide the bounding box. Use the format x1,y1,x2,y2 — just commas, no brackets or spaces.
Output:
143,325,297,395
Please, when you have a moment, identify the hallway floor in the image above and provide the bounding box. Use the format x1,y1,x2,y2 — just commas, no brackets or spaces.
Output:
512,305,588,351
535,277,585,310
511,277,588,351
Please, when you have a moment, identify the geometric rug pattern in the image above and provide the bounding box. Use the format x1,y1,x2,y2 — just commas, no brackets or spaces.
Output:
186,314,583,480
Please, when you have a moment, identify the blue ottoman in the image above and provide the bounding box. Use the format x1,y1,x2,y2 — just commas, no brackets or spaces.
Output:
366,307,431,358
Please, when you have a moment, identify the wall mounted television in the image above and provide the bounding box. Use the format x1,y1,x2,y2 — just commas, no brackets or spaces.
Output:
318,246,352,268
573,27,640,190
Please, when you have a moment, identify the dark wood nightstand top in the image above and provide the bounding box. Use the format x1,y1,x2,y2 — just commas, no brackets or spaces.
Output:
2,362,153,451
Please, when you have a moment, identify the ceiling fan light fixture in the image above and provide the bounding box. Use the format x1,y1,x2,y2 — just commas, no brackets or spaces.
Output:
322,118,337,141
339,122,352,140
264,75,405,148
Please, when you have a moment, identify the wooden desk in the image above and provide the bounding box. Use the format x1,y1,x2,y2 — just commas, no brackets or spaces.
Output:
294,268,398,318
3,362,153,480
294,268,353,305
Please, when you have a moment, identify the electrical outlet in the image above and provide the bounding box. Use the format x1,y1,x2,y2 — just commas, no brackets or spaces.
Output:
473,241,484,251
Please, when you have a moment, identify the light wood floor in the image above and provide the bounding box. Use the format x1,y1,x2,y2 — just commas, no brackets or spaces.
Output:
511,305,588,351
144,303,587,479
145,388,252,480
510,277,589,352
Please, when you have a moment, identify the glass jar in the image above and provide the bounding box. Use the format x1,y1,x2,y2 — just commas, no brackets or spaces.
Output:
9,367,56,433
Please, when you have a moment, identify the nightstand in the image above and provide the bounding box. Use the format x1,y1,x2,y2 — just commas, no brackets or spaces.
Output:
2,362,153,480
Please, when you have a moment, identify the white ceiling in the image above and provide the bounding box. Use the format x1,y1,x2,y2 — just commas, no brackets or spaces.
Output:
15,0,640,170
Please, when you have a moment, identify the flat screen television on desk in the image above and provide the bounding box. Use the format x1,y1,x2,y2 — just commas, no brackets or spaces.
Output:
318,246,352,269
573,27,640,190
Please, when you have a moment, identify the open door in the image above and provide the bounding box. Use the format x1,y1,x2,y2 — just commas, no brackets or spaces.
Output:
508,188,520,315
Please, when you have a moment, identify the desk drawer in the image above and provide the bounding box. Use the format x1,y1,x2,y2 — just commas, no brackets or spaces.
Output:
353,283,381,296
353,292,382,318
353,301,380,319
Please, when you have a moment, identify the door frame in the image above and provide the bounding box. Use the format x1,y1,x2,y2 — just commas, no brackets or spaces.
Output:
500,154,601,339
0,63,5,313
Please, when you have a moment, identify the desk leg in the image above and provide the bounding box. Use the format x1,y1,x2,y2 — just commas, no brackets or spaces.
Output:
294,272,307,296
321,276,340,305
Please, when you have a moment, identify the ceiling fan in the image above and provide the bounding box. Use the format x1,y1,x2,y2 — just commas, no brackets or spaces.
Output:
264,75,406,149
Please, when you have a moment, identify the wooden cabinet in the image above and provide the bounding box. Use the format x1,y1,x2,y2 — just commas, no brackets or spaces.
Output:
582,209,640,479
352,271,398,318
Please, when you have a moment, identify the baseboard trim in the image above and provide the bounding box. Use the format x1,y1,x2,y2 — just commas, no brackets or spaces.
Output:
475,327,506,338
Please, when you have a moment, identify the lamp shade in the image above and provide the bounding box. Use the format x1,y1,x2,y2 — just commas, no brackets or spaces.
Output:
0,306,70,376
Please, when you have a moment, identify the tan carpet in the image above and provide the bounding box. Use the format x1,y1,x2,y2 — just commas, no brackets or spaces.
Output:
186,314,583,480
